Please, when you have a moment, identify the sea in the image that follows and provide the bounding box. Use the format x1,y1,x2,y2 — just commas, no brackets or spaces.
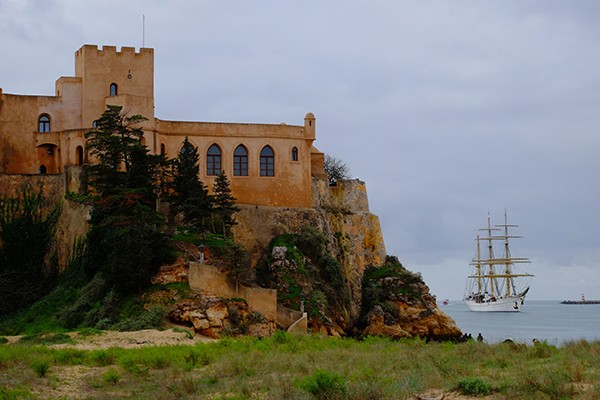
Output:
442,300,600,346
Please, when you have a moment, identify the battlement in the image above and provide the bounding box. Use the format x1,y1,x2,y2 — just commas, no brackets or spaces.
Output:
75,44,153,59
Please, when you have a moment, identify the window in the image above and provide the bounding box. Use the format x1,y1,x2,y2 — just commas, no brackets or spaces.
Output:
92,120,99,128
76,146,84,165
38,114,50,133
260,145,275,176
233,145,248,176
160,143,166,155
292,146,298,161
207,144,221,176
109,83,118,96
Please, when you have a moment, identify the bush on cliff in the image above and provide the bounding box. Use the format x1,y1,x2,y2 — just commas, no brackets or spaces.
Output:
255,226,351,328
360,255,426,325
0,188,60,315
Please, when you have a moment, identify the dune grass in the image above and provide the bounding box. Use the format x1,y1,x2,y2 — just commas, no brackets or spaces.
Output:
0,333,598,399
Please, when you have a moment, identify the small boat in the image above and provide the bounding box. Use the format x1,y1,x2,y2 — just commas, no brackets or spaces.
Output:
463,211,533,312
442,299,449,305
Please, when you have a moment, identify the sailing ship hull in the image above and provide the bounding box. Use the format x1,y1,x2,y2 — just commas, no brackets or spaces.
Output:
464,295,525,312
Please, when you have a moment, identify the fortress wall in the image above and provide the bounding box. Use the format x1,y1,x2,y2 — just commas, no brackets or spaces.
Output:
155,119,306,140
312,178,370,213
0,174,65,207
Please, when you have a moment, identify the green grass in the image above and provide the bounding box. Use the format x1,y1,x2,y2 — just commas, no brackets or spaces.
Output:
0,335,598,399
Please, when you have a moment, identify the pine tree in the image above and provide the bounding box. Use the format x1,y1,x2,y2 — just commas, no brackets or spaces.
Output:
84,105,166,201
212,170,240,238
169,137,212,231
83,105,173,294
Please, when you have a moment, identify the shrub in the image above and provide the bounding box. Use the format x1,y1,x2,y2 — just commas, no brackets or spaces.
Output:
297,369,347,399
272,330,290,344
0,188,61,315
457,377,492,396
103,368,121,384
31,359,51,378
0,387,29,400
90,350,116,366
112,305,167,331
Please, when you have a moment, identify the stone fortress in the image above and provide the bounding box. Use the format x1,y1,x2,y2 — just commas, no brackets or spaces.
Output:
0,43,388,292
0,44,326,208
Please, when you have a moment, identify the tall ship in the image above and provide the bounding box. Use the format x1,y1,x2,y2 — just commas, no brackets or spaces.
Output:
464,211,533,312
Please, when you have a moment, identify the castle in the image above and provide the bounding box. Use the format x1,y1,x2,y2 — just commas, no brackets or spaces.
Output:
0,44,327,208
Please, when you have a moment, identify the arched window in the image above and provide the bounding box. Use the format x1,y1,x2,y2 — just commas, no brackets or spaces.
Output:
109,83,118,96
233,145,248,176
76,146,84,165
292,146,299,162
160,143,166,155
207,144,221,176
38,114,50,133
260,145,275,176
92,120,99,128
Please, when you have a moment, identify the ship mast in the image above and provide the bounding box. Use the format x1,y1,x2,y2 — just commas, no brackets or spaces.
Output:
476,235,482,294
494,209,532,297
484,214,499,297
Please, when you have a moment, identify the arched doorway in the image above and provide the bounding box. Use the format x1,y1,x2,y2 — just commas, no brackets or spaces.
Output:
76,146,84,165
36,144,58,173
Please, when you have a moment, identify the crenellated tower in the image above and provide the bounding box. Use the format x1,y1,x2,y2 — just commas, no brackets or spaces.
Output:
74,45,155,127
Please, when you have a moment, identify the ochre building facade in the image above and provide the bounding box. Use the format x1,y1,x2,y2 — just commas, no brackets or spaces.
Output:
0,44,327,208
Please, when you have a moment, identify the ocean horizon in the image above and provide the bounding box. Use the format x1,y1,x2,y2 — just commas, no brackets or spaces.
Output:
441,300,600,346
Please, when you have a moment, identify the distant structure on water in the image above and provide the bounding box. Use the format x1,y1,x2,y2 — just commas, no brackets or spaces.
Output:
561,294,600,305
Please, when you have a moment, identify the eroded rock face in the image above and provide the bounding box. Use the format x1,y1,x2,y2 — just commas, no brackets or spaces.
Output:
362,303,462,340
233,181,386,325
151,259,189,285
231,178,461,340
168,294,275,339
359,270,462,341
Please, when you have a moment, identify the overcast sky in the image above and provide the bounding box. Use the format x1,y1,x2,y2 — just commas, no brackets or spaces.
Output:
2,0,599,301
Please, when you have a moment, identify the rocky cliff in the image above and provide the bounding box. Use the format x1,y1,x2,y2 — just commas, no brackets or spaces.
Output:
4,172,461,340
228,178,461,340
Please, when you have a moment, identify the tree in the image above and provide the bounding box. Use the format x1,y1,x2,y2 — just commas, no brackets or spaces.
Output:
84,105,166,200
169,137,212,231
84,191,173,293
0,188,60,314
83,106,174,294
212,171,240,238
323,154,351,186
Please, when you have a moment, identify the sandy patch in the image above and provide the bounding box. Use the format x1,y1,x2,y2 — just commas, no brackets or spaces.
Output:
4,328,215,350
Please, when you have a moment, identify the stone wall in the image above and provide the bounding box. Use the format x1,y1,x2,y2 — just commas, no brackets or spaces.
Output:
54,199,90,268
312,178,370,213
0,174,65,207
189,262,278,321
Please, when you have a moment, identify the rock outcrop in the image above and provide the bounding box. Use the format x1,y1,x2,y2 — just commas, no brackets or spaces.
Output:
233,178,387,324
168,294,275,338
